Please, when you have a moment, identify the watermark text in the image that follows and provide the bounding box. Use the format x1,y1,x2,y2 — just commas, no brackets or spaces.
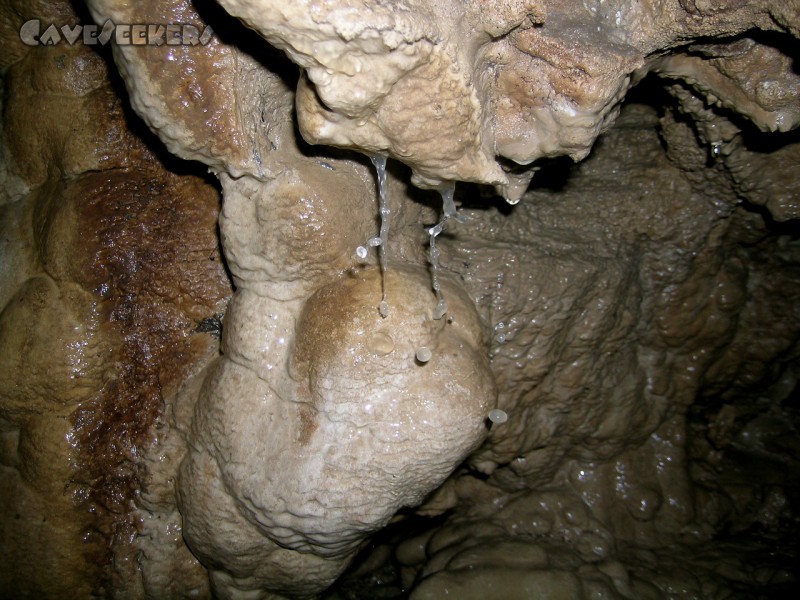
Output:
20,19,214,47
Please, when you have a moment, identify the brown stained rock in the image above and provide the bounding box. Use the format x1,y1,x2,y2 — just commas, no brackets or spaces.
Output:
0,2,232,596
84,0,290,177
488,14,642,165
3,44,158,187
0,0,77,69
703,219,800,399
65,169,230,586
0,415,102,599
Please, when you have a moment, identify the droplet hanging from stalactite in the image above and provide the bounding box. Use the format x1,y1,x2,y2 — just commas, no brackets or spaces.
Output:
356,236,382,261
415,346,432,364
488,409,508,424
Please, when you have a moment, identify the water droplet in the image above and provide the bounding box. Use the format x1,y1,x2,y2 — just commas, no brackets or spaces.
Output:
488,409,508,424
415,347,432,363
369,332,395,356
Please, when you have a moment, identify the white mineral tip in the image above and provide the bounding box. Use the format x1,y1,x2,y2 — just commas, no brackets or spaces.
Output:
356,246,368,260
488,409,508,424
415,347,432,363
433,298,448,320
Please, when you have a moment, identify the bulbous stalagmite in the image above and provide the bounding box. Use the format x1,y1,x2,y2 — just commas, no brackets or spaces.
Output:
179,267,495,596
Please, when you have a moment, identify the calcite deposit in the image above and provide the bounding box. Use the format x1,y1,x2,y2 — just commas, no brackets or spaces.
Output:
1,0,799,598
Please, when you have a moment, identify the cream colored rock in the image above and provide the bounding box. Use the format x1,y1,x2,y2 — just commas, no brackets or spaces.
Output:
83,0,799,200
210,0,797,200
168,126,495,594
179,266,495,597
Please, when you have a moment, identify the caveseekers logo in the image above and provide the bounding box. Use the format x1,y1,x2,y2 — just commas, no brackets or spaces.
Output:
20,19,214,46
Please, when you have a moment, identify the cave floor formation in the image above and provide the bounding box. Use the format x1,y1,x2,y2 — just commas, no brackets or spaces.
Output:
1,0,800,598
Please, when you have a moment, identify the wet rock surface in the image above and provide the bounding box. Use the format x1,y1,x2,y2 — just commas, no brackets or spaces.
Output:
0,6,232,594
1,0,799,598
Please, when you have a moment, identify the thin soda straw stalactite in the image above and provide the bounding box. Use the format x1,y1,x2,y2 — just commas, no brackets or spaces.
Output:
441,183,467,225
428,219,447,320
354,165,464,322
371,155,390,318
428,182,464,320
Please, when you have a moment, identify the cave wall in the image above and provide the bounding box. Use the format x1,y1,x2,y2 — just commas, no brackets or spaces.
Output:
1,0,799,598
